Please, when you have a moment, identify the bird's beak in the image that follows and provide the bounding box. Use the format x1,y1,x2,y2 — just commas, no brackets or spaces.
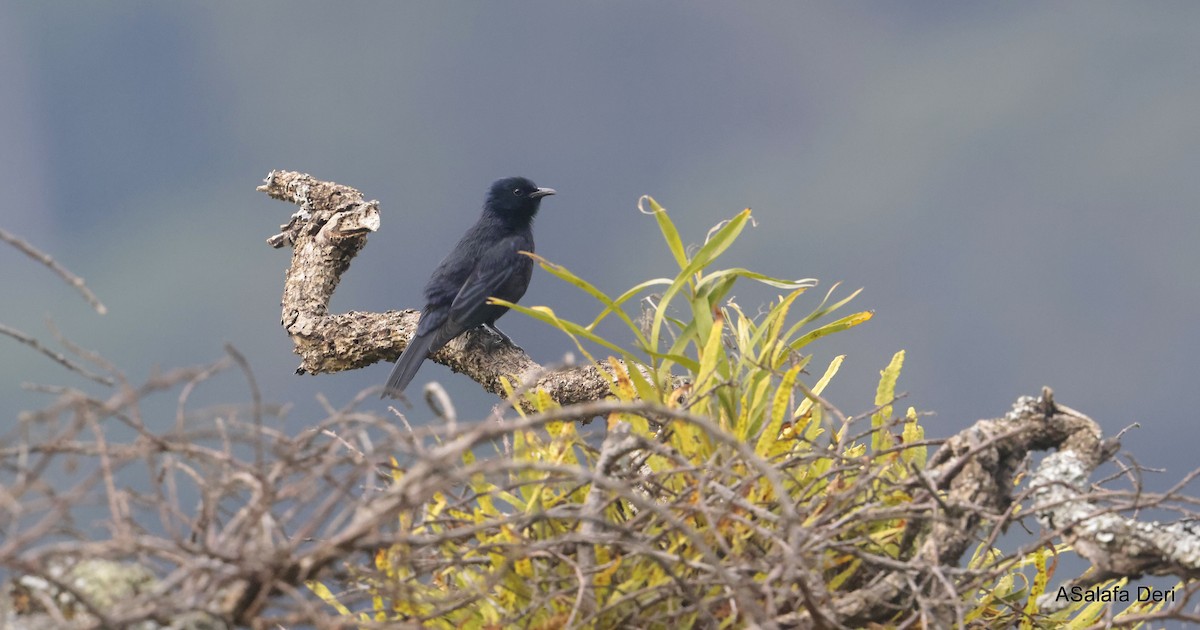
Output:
530,187,556,199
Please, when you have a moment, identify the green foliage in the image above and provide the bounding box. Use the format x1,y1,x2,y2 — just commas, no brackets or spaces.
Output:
312,199,1169,627
497,197,869,414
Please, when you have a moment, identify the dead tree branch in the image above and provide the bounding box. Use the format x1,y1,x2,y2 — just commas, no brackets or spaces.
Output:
799,387,1200,627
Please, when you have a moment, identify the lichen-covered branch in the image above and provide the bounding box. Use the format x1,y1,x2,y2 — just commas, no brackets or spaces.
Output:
258,170,615,404
796,387,1199,627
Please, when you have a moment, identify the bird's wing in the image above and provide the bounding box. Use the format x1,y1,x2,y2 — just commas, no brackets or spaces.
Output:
440,235,525,337
381,235,527,400
413,304,448,338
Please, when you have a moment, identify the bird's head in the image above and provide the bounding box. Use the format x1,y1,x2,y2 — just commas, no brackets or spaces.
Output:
486,176,555,224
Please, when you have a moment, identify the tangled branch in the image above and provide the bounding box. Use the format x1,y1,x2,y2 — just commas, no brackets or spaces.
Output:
2,175,1198,628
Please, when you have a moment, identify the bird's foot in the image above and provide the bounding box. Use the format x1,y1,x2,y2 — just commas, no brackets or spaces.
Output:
476,323,514,352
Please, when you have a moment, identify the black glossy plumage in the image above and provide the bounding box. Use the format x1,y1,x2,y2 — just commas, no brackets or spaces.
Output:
382,177,555,399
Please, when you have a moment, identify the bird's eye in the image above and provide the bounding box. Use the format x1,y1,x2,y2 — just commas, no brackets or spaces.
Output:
513,188,524,196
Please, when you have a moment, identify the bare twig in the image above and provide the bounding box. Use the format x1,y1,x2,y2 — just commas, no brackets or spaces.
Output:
0,322,114,385
0,226,107,315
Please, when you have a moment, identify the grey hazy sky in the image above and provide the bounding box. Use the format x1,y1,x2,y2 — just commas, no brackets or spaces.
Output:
2,3,1198,483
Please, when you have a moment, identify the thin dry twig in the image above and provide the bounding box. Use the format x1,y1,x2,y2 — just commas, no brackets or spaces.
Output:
0,322,114,386
0,226,107,315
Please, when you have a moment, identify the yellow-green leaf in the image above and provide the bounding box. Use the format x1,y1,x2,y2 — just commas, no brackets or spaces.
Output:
307,580,352,616
496,300,627,366
872,350,905,453
696,267,817,292
900,406,926,468
586,277,673,332
640,195,689,270
789,310,874,351
525,251,650,347
790,283,864,330
1020,547,1049,629
795,355,844,419
693,310,726,398
754,363,802,452
649,208,752,352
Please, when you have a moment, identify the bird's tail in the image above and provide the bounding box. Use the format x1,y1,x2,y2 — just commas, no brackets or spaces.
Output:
381,332,437,399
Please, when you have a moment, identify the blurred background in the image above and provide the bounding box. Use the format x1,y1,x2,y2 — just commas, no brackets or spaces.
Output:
1,3,1198,486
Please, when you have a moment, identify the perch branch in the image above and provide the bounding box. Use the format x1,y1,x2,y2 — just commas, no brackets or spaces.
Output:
258,170,617,404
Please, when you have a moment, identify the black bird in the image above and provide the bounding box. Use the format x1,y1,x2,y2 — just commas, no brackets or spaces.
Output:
382,177,555,399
